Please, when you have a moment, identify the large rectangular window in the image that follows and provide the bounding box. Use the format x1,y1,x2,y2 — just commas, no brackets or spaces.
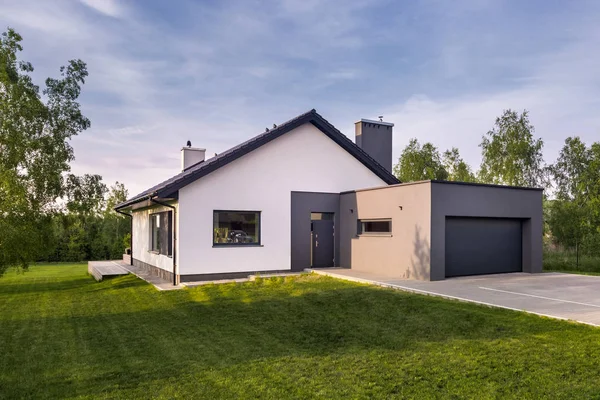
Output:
150,211,172,255
358,219,392,235
213,211,261,246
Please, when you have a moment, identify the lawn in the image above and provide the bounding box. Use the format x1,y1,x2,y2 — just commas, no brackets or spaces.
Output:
3,265,600,399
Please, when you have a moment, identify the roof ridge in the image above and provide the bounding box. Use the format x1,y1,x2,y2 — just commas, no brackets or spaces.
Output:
310,110,397,181
180,109,318,172
116,109,398,210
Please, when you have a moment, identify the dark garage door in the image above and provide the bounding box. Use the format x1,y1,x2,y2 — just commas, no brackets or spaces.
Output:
445,217,522,278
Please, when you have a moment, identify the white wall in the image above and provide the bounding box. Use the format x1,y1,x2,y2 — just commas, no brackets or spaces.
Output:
178,122,387,275
132,203,178,272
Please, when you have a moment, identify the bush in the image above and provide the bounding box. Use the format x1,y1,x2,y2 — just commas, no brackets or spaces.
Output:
544,246,600,273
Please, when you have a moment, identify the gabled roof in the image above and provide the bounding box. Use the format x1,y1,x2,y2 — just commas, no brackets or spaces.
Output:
115,109,400,210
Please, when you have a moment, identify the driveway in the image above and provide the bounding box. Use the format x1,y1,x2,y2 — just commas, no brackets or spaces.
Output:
310,268,600,326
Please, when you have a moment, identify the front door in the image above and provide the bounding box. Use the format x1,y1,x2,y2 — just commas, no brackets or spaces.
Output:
312,217,334,268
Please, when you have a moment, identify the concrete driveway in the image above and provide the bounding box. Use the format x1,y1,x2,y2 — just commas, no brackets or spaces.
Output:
310,268,600,326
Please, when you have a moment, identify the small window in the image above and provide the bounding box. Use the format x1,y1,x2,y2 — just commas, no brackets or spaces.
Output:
358,219,392,235
311,212,334,221
150,211,172,255
213,211,261,246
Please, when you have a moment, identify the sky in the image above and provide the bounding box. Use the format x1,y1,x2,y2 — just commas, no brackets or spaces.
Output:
2,0,599,196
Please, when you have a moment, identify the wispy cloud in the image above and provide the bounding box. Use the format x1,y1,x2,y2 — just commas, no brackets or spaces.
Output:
384,6,599,171
1,0,599,195
79,0,125,18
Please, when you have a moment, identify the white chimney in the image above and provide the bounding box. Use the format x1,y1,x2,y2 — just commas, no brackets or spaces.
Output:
181,147,206,171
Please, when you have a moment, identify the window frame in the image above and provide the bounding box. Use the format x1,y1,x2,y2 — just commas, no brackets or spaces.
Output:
149,211,173,256
357,218,392,236
212,210,262,247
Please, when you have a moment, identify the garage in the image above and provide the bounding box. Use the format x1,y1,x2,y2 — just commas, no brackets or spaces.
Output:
445,217,522,278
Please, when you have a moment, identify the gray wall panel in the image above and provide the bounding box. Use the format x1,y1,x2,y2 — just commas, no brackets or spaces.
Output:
355,121,393,173
290,192,340,271
445,217,522,277
430,182,543,280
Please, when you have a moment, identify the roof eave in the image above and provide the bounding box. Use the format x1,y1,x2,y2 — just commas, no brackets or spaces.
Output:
115,109,400,208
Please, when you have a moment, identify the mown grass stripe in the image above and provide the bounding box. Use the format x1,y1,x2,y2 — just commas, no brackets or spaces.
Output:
2,264,600,399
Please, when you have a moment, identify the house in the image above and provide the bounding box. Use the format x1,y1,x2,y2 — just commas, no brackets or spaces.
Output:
115,109,543,285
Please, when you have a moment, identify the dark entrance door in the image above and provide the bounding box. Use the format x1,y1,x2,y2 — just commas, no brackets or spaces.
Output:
445,217,522,278
312,216,334,268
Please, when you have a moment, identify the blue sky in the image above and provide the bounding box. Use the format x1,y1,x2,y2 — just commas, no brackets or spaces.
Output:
2,0,599,196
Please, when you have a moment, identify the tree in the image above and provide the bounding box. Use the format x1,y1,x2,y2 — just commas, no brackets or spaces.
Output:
585,143,600,230
393,138,448,182
546,137,600,254
442,148,477,182
65,174,107,215
101,182,130,258
44,180,131,262
547,137,592,249
479,109,547,188
0,28,89,274
550,137,590,201
546,199,588,249
104,182,128,217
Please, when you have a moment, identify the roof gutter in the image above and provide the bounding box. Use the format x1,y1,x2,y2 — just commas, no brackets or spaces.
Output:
150,197,178,286
114,191,157,211
115,209,133,266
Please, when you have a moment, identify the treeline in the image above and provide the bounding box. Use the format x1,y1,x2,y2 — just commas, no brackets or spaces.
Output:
0,28,130,274
393,109,600,257
43,178,130,263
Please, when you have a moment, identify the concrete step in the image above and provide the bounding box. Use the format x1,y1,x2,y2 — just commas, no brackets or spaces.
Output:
88,261,129,282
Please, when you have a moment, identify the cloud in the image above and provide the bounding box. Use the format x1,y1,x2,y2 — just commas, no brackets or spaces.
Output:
381,29,600,172
326,69,360,81
79,0,125,18
2,0,600,198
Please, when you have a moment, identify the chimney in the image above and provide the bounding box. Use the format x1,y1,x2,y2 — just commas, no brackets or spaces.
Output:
181,147,206,171
355,118,394,173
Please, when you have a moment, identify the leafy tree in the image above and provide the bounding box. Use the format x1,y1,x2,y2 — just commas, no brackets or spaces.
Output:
550,137,590,201
0,28,89,274
442,148,477,182
104,182,128,217
393,138,448,182
547,137,600,254
548,137,600,247
44,180,131,262
547,137,592,249
585,143,600,230
66,218,87,262
479,109,547,188
546,200,588,249
101,182,130,258
65,174,107,215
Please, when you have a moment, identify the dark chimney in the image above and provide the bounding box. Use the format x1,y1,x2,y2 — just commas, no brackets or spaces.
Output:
355,118,394,173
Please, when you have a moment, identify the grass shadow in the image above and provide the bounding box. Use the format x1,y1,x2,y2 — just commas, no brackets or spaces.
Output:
3,270,600,398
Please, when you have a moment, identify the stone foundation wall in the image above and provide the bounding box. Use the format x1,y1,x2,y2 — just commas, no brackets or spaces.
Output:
133,258,174,282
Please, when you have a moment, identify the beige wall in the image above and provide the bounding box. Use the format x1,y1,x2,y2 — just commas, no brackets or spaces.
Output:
340,182,432,280
340,181,543,281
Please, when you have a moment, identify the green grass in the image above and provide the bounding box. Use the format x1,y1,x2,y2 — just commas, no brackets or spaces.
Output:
3,265,600,399
544,250,600,274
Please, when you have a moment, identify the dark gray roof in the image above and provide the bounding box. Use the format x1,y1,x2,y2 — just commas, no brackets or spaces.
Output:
115,109,400,210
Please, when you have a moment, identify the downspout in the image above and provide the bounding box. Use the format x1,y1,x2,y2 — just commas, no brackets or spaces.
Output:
115,209,133,266
150,197,178,286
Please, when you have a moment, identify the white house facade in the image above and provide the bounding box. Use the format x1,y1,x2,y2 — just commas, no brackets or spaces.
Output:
177,123,386,276
116,109,543,285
